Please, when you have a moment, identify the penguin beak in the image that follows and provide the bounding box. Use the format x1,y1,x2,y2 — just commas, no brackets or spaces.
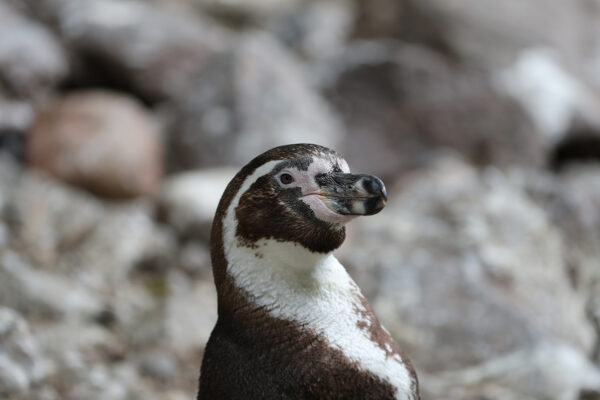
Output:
316,173,387,216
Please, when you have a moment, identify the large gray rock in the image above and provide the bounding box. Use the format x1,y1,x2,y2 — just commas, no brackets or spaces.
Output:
351,0,600,146
493,47,600,141
339,155,598,398
167,32,343,171
0,2,67,98
354,0,600,73
268,0,356,61
19,0,229,102
321,42,543,179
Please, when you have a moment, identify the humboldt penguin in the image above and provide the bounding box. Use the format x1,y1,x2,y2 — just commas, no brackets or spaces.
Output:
198,144,419,399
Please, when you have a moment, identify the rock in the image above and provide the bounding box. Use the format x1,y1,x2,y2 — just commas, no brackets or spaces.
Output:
370,0,600,72
20,0,230,102
0,99,34,160
27,90,163,199
549,165,600,313
57,362,129,400
423,341,600,400
353,0,447,50
0,2,67,98
269,1,355,61
167,31,343,171
0,157,175,319
0,2,67,161
182,0,301,26
0,249,104,318
1,157,104,267
0,95,34,161
138,350,178,380
158,167,237,240
339,155,595,397
165,271,217,357
0,307,47,396
110,280,165,349
493,47,600,141
177,242,212,279
59,204,173,278
322,42,543,179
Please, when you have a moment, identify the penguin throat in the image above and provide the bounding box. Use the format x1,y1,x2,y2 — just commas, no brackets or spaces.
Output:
227,238,337,293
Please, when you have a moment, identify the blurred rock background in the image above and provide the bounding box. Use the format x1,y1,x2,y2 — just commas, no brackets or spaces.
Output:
0,0,600,399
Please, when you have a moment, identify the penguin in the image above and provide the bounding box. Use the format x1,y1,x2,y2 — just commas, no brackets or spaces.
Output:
198,144,419,400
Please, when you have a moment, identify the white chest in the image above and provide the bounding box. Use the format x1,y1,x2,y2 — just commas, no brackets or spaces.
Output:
225,238,415,400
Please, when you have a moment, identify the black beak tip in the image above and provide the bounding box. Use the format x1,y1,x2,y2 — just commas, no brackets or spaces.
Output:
364,175,387,201
362,175,387,215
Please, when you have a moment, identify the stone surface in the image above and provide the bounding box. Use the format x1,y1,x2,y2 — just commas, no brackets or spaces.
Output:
422,341,600,400
167,32,343,171
322,42,542,179
493,47,600,140
352,0,600,142
269,1,355,61
27,91,162,199
340,155,598,397
158,167,237,239
19,0,229,102
0,307,47,396
1,158,104,267
0,2,67,161
177,0,301,26
549,165,600,336
360,0,600,72
0,1,599,399
0,98,33,161
165,271,217,357
0,250,104,318
0,2,67,98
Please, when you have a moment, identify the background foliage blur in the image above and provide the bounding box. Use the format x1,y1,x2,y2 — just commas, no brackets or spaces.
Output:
1,0,600,399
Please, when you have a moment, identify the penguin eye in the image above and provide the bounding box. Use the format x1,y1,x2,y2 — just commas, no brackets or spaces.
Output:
279,173,294,185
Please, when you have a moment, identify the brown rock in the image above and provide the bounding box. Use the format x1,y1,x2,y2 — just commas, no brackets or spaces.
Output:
27,91,162,199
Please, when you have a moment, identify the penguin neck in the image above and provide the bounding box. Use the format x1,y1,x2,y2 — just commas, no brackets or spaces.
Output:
226,239,351,303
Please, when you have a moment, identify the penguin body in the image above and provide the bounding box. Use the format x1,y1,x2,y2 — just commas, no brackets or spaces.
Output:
198,144,419,399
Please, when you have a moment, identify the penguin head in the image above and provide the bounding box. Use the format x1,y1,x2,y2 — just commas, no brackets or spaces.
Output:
218,144,387,254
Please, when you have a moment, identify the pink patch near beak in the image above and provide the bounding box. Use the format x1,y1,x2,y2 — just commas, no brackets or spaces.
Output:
300,193,357,224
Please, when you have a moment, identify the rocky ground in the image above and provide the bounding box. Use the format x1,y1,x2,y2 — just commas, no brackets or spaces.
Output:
1,0,600,399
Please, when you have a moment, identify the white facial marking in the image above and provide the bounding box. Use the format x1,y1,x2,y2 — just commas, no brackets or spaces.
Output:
221,157,415,399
